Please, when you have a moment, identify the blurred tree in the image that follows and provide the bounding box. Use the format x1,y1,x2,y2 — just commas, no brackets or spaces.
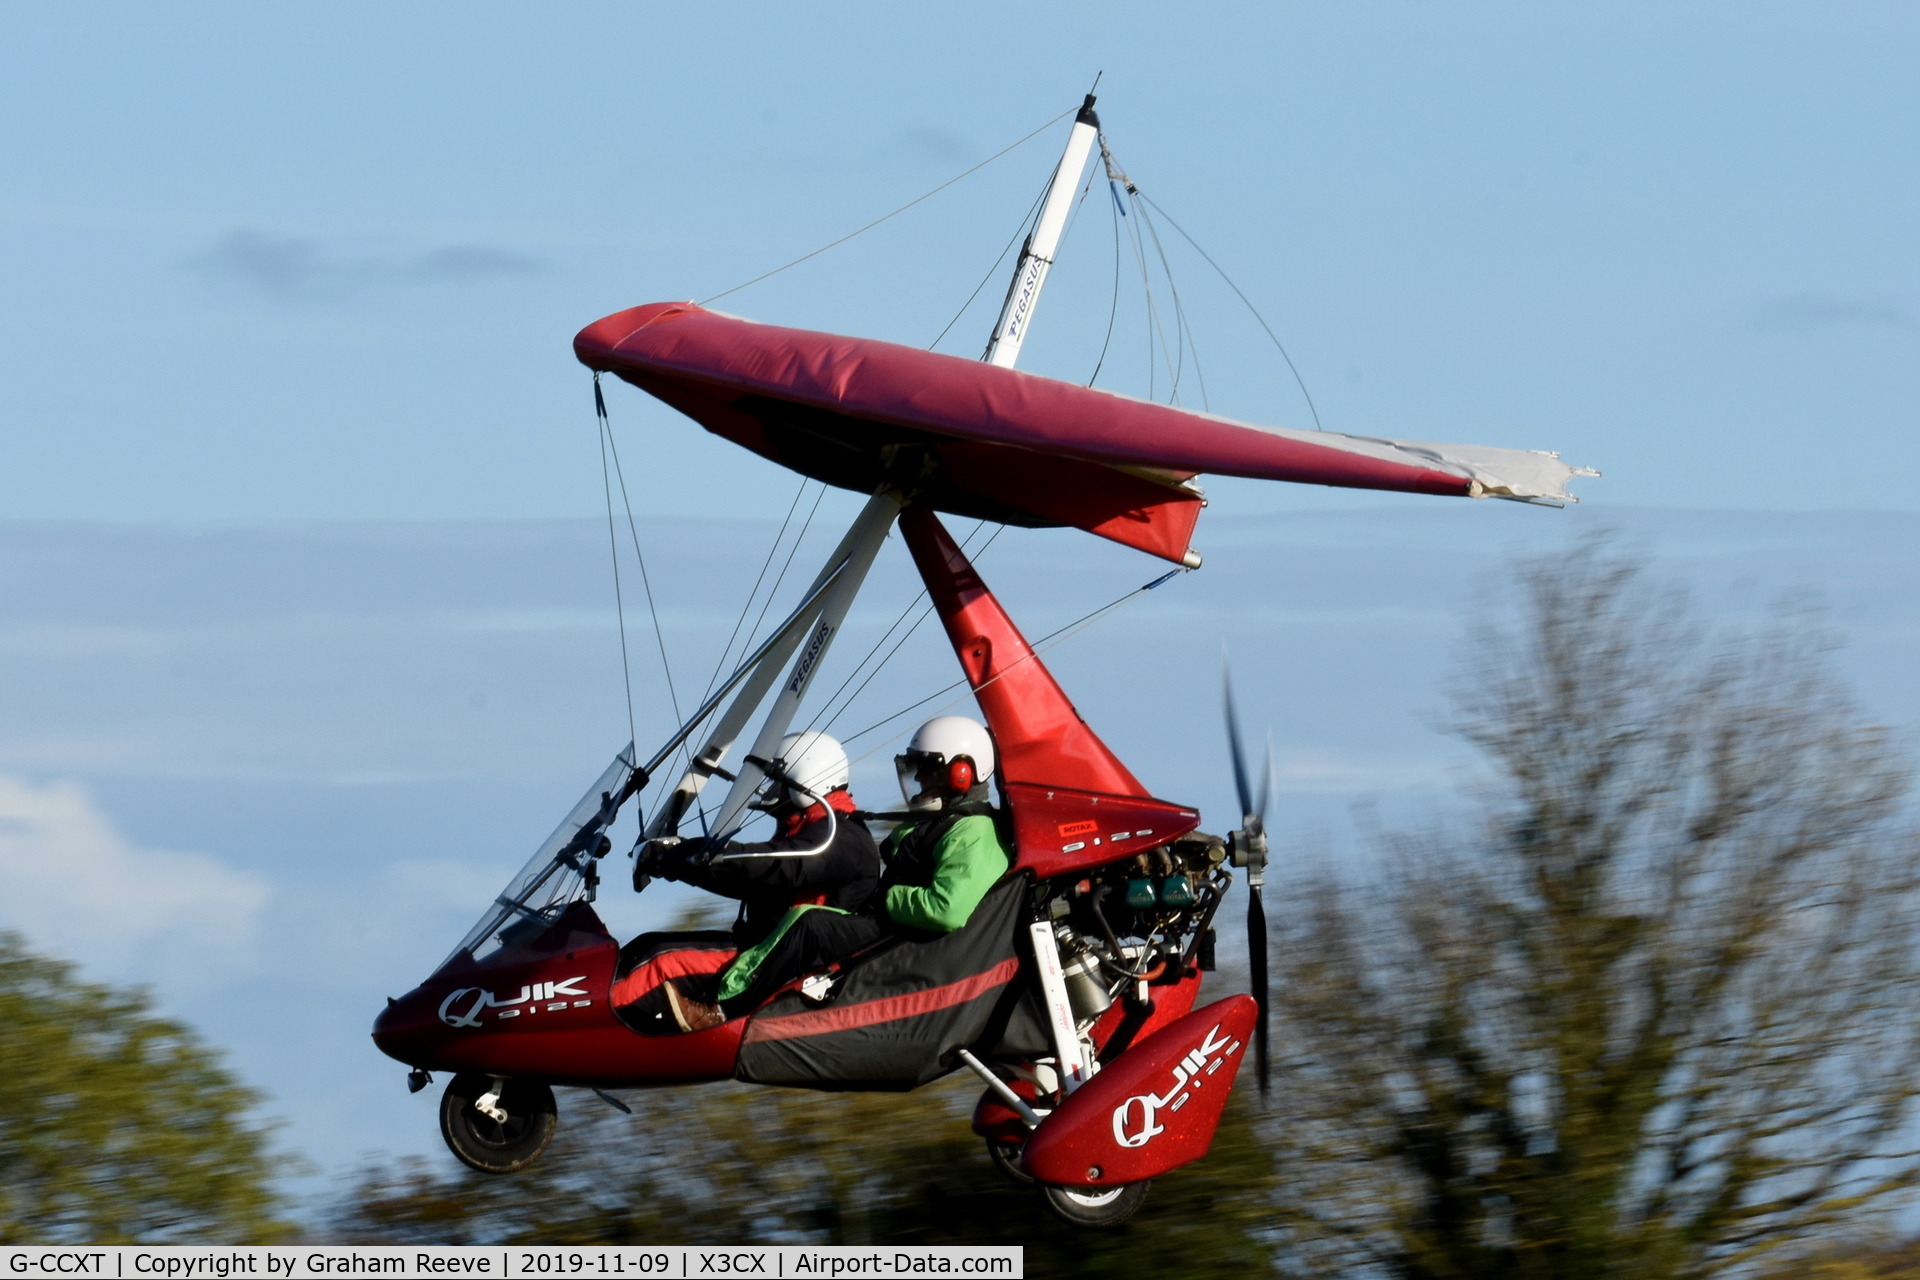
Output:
1266,542,1920,1279
334,1076,1281,1271
0,932,289,1243
1779,1239,1920,1279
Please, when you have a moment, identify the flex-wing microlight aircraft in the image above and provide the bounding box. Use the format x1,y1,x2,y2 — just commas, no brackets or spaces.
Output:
372,95,1594,1227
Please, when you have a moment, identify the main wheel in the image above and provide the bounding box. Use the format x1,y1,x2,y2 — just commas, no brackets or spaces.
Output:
986,1138,1034,1185
439,1072,557,1174
1041,1180,1150,1228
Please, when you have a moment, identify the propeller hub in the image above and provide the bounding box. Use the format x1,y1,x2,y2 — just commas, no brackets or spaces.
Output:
1230,817,1269,885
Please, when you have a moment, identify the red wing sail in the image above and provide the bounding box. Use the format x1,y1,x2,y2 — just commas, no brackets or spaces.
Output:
899,505,1200,876
575,302,1592,565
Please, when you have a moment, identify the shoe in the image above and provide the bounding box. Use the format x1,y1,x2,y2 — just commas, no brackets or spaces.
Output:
664,980,726,1033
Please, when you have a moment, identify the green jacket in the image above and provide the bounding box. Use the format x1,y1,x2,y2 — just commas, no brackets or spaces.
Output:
882,811,1010,933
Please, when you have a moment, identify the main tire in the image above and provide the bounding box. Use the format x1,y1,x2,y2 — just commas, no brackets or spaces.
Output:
986,1138,1035,1185
1041,1179,1150,1228
439,1073,557,1174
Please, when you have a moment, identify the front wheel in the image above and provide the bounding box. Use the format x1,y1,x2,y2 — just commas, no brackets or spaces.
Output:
1041,1179,1150,1228
986,1138,1034,1185
439,1072,557,1174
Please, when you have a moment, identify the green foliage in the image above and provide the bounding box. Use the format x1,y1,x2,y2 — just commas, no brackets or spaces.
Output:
334,1076,1280,1273
0,932,289,1243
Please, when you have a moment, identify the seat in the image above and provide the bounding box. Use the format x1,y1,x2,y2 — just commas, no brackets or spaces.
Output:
733,875,1037,1090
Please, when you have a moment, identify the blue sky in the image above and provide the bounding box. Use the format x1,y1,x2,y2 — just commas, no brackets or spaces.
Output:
5,2,1916,521
3,1,1918,1203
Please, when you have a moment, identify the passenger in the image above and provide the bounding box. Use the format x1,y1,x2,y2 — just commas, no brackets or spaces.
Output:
641,731,880,1032
875,714,1010,930
660,715,1010,1031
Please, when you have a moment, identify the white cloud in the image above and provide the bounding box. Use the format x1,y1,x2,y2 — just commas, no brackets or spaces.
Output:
1751,291,1912,332
186,229,544,302
0,774,270,986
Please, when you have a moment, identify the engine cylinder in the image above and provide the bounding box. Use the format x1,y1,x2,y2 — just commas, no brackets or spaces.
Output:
1062,948,1113,1021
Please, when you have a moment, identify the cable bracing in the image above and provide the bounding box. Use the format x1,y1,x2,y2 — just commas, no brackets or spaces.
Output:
593,375,639,753
702,106,1078,307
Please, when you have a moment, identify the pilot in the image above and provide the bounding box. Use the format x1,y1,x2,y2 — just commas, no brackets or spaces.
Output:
659,715,1010,1032
641,731,881,1032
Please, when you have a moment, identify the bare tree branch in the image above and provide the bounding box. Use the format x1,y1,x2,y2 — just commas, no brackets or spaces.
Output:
1268,539,1920,1280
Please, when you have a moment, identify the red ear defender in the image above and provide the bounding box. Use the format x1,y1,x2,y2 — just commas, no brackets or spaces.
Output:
948,757,976,794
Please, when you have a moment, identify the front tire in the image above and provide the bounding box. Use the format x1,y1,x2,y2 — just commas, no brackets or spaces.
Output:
986,1138,1034,1185
1041,1179,1150,1228
439,1073,557,1174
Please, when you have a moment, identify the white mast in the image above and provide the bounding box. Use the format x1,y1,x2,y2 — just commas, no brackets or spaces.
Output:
983,94,1101,369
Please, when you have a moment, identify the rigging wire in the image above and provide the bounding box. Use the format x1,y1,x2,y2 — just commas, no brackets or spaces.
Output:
1049,148,1104,278
1136,191,1325,432
805,523,1003,742
599,383,686,732
1134,194,1211,412
840,561,1186,759
928,177,1050,352
1093,139,1179,402
687,482,826,835
592,376,639,752
741,482,827,659
1116,183,1175,404
701,106,1078,307
1085,163,1124,388
1108,165,1186,407
1123,176,1188,401
804,593,936,738
821,601,942,737
796,521,986,737
693,474,812,713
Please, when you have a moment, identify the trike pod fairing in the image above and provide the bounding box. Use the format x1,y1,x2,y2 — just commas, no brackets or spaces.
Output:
375,95,1594,1226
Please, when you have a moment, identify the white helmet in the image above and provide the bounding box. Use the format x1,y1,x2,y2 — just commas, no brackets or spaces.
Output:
769,730,849,806
896,715,996,810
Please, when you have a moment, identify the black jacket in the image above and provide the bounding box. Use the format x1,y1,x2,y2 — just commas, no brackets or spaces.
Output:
680,808,882,945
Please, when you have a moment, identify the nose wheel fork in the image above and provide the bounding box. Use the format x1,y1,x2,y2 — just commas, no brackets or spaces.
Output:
438,1071,558,1174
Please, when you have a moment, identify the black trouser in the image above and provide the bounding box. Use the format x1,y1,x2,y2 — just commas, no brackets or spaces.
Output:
718,909,886,1018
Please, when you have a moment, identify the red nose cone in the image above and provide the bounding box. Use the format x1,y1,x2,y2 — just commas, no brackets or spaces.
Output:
372,985,448,1066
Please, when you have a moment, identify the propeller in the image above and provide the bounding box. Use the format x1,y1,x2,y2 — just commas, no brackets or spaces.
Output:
1223,657,1272,1098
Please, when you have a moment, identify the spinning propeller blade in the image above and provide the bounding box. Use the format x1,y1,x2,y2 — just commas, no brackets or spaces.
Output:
1222,657,1272,1098
1224,663,1257,821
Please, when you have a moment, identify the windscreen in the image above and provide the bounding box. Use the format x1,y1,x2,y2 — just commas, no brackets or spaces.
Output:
446,746,635,967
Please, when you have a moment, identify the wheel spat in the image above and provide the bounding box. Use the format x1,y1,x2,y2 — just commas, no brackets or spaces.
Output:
1223,659,1272,1098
